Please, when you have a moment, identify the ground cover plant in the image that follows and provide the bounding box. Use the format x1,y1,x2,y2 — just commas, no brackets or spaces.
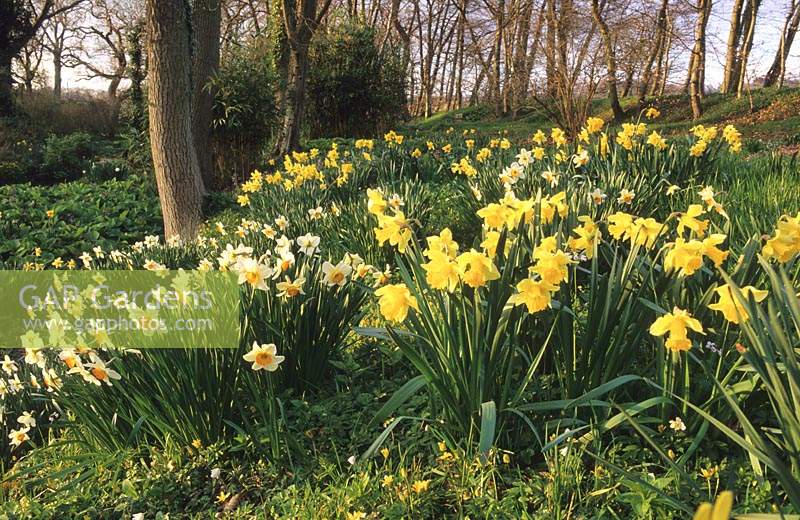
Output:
1,110,799,519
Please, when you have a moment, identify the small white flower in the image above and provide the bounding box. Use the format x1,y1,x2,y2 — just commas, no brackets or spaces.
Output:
243,342,285,372
17,411,36,429
296,234,320,256
590,188,607,205
307,206,324,220
321,261,352,287
669,416,686,432
210,468,221,479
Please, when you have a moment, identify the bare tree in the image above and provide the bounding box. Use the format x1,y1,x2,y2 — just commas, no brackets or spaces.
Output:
12,33,47,91
591,0,624,122
0,0,85,115
763,0,800,88
720,0,760,96
688,0,711,118
65,0,142,102
272,0,334,155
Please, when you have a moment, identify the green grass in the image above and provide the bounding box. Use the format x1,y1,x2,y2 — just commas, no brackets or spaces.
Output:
407,87,800,144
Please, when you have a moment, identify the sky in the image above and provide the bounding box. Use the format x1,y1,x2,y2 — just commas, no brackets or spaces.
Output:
702,0,800,88
57,0,800,93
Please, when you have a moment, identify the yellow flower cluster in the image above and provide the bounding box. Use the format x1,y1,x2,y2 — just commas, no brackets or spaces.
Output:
616,122,647,151
762,214,800,262
510,236,571,313
384,130,404,145
451,156,477,177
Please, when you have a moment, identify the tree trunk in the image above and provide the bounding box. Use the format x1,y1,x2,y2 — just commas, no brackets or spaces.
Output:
764,2,800,88
0,53,13,117
274,42,309,155
146,0,205,240
545,0,557,98
53,47,62,99
493,0,505,115
509,0,532,118
272,0,291,138
192,0,221,192
591,0,624,122
721,0,744,94
689,0,711,119
639,0,668,104
736,0,761,97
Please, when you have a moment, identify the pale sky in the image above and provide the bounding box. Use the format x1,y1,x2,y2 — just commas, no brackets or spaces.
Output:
57,0,799,93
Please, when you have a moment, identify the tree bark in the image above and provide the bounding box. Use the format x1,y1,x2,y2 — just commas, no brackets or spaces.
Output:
0,53,14,116
638,0,668,104
763,1,800,88
146,0,205,240
735,0,761,97
191,0,221,192
721,0,744,94
53,47,62,98
272,0,332,156
591,0,624,122
689,0,711,119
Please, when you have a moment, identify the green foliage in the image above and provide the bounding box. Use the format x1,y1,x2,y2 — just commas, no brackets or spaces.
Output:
40,132,99,183
3,120,800,518
0,177,162,265
210,36,279,188
307,25,406,138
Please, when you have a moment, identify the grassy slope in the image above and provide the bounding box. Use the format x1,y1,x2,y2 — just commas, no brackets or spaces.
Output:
406,87,800,145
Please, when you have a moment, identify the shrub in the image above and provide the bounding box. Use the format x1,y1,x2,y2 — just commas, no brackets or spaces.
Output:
86,157,130,182
209,36,279,189
40,132,98,183
307,24,407,138
15,90,118,137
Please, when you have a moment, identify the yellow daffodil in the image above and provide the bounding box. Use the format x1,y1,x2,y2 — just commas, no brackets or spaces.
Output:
374,211,413,253
375,283,418,322
649,307,704,353
411,480,430,494
367,188,387,216
692,491,733,520
645,107,661,119
702,234,729,267
567,216,600,259
677,204,708,238
422,251,460,292
607,212,633,240
636,222,670,252
510,278,552,313
708,284,768,324
762,214,800,262
664,238,705,277
586,117,604,133
477,203,509,230
456,249,500,288
532,247,571,288
425,228,459,258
